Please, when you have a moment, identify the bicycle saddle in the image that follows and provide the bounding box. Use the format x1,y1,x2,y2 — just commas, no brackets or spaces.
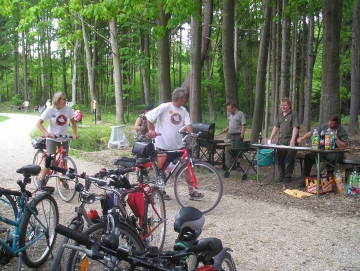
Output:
16,165,41,176
174,207,205,232
114,156,136,167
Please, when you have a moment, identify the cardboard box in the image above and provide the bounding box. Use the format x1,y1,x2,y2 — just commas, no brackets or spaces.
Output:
305,174,335,194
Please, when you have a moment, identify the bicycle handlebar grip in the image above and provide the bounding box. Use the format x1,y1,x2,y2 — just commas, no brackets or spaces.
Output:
56,224,93,247
187,238,222,254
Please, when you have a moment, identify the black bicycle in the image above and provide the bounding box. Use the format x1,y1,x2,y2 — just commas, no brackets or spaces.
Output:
56,206,237,271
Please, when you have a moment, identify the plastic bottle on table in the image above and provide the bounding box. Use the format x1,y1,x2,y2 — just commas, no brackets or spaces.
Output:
319,129,325,150
324,129,331,150
311,129,319,149
330,129,335,150
258,132,262,144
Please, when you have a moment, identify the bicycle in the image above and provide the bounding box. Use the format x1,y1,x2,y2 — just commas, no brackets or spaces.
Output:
56,206,237,271
0,164,59,270
117,128,223,213
47,160,165,270
50,162,165,270
32,135,79,202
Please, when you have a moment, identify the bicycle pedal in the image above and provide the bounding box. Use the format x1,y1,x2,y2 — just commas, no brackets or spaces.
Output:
41,186,55,194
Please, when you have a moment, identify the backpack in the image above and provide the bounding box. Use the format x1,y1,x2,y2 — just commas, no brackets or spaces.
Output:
139,114,148,135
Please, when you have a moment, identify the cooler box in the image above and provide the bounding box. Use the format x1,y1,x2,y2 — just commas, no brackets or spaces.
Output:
305,174,335,194
231,141,250,148
257,149,274,166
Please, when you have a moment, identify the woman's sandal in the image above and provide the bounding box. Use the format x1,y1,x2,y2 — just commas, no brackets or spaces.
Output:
189,191,204,199
162,191,171,201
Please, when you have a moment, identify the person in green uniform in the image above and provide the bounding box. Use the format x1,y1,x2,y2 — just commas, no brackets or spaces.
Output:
269,98,300,183
298,114,348,185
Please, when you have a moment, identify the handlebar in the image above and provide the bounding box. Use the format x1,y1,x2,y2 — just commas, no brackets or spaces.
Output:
55,223,221,271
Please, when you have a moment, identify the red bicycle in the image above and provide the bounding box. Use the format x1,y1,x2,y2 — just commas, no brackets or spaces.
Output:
32,135,78,202
121,128,223,214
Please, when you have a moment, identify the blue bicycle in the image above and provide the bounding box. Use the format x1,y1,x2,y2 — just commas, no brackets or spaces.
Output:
0,164,59,270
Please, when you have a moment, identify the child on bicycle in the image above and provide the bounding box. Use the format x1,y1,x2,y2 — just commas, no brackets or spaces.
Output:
146,87,203,200
36,92,77,188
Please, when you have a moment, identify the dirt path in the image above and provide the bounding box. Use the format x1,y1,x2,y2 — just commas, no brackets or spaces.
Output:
1,113,360,270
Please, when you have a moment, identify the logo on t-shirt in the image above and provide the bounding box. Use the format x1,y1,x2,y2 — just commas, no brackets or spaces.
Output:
170,113,182,125
56,115,68,126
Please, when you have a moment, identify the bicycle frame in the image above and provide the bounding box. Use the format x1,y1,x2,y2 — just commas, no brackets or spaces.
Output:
115,169,164,244
39,145,66,176
158,148,199,189
0,193,49,257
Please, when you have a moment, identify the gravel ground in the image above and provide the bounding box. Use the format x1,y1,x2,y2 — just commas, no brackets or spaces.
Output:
1,113,360,271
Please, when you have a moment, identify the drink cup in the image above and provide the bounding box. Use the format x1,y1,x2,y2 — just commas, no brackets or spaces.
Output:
267,140,272,145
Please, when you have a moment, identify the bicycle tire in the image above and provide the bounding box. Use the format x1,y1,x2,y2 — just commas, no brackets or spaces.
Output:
65,221,145,271
18,193,59,268
0,194,17,243
55,156,78,202
32,149,45,189
214,250,237,271
49,219,83,271
143,186,166,251
174,161,223,214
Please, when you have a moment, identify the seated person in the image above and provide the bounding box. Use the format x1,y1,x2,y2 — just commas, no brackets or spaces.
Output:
74,110,82,122
297,114,348,186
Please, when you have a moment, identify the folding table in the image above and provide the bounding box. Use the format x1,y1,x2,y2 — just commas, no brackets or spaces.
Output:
221,141,257,179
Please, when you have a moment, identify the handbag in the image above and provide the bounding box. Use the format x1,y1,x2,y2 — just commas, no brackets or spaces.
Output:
132,142,155,156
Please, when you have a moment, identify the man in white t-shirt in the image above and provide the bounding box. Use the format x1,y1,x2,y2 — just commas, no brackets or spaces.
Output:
146,87,203,200
23,100,29,113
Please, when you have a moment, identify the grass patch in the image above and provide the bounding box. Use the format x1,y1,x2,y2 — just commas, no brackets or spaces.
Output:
0,115,10,123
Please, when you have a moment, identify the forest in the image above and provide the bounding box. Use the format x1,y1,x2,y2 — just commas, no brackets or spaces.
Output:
0,0,359,142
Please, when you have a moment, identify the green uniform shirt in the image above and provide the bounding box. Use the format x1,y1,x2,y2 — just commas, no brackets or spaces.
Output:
274,110,300,144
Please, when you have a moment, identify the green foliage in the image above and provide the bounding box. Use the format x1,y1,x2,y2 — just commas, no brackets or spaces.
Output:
11,94,22,106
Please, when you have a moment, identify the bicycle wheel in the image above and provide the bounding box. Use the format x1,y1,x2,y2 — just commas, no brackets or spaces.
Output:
49,219,83,271
143,186,166,251
214,250,237,271
65,221,145,271
32,149,45,189
174,161,223,214
55,156,78,202
0,194,17,242
19,193,59,268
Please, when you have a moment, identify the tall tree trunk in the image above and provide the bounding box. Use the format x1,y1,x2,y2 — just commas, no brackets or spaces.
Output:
21,31,28,101
280,0,289,98
222,0,238,104
350,0,360,133
319,0,342,124
270,1,278,126
205,54,215,121
157,3,171,103
62,48,67,97
109,18,124,123
71,37,79,104
251,0,272,144
304,15,315,132
140,34,151,106
81,15,100,119
190,0,202,122
181,0,213,91
298,15,307,124
290,20,298,106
